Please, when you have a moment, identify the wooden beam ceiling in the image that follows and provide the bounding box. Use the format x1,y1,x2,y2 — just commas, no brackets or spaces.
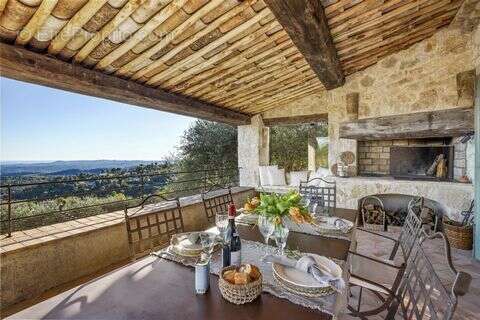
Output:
339,108,474,140
0,43,249,126
264,0,344,90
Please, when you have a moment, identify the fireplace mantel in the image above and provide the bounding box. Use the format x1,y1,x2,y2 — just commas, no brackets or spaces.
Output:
332,176,473,221
339,107,474,140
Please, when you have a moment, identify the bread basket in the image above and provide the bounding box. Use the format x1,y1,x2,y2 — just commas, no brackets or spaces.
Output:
218,266,262,304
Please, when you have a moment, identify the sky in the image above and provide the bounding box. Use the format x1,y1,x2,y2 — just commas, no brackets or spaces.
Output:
0,77,196,162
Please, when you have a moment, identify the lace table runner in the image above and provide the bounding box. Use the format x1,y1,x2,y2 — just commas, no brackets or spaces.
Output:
156,239,349,317
236,213,354,241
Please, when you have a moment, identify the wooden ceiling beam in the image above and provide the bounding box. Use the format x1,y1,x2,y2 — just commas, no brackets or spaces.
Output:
339,108,474,140
263,114,328,126
264,0,344,89
0,43,249,126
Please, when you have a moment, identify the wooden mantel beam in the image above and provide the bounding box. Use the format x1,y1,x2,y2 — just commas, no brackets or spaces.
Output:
264,0,344,90
0,43,249,125
339,108,474,140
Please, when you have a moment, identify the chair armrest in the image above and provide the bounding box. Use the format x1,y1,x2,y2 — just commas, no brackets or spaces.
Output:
357,227,398,242
348,250,404,269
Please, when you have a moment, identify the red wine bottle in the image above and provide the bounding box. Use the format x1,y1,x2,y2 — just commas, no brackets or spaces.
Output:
223,203,241,267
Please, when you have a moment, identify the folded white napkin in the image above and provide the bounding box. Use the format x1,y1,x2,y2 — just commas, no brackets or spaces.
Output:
332,218,351,233
265,254,345,292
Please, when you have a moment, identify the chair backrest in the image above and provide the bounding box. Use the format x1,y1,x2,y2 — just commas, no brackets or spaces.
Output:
395,208,424,261
201,186,234,224
299,178,336,214
388,233,471,320
124,194,184,260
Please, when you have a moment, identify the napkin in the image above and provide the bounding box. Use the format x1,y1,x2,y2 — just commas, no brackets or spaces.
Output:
265,254,345,292
332,218,352,234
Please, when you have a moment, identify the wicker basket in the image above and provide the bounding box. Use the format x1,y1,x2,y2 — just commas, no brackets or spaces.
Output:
361,196,386,231
218,266,262,304
443,218,473,250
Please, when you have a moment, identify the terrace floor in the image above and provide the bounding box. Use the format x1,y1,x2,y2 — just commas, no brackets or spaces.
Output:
341,230,480,320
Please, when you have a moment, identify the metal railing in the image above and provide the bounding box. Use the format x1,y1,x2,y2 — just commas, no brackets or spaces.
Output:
0,167,239,237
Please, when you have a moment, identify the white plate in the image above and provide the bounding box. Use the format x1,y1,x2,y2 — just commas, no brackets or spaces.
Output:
314,217,353,231
235,213,258,225
170,232,215,257
272,254,342,289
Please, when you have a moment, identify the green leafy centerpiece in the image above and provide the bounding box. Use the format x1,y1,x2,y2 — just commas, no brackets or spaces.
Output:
254,191,312,226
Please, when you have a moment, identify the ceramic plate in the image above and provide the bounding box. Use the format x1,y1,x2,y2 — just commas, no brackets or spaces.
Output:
170,232,215,257
314,217,354,232
235,213,258,225
272,254,342,289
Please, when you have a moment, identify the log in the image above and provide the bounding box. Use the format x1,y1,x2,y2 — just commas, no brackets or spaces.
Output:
263,114,328,126
0,42,249,125
264,0,344,90
340,107,474,140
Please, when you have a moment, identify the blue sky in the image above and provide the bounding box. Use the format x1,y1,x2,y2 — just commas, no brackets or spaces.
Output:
0,77,196,161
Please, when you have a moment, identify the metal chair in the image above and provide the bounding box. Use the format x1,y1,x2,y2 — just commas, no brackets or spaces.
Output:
348,208,424,316
299,177,336,215
124,194,184,260
358,207,424,263
348,231,471,319
201,185,234,224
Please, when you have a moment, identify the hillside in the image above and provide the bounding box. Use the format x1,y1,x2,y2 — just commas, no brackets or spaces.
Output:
0,160,159,176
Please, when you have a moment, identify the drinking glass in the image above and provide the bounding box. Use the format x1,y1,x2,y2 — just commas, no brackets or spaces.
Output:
274,224,289,256
215,213,228,241
258,215,275,258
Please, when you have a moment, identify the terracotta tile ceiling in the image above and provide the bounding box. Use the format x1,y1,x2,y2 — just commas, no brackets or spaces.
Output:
0,0,464,114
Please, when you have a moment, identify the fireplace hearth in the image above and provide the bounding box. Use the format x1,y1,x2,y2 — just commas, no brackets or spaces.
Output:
390,146,454,181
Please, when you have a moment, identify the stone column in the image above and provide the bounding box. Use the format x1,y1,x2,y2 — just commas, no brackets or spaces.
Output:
308,124,317,172
475,74,480,261
329,93,359,175
238,115,270,187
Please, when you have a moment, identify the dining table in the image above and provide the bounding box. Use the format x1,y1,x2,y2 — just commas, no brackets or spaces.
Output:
6,208,357,320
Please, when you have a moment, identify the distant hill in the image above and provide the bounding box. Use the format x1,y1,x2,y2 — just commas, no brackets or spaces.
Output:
0,160,160,176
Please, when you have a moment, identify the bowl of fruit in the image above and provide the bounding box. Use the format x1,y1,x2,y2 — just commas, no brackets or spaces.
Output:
219,264,262,304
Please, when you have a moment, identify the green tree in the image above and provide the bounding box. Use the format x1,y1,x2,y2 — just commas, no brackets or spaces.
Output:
162,120,238,196
270,123,328,172
177,120,238,171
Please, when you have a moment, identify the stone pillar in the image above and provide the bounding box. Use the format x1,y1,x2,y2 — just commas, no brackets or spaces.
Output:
328,93,359,175
308,125,317,172
238,115,270,187
475,74,480,261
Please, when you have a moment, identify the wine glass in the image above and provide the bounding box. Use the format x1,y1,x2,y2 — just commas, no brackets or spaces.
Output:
258,215,275,258
199,233,215,262
215,213,228,241
274,225,289,256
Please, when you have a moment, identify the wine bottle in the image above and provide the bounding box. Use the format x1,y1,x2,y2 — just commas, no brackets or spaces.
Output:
224,203,241,267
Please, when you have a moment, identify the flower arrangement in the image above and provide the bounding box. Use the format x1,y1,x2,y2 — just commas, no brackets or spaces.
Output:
254,190,312,225
243,196,261,213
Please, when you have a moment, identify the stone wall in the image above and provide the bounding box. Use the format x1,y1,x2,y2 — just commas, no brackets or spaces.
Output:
475,23,480,72
332,176,473,221
261,22,477,170
0,188,256,309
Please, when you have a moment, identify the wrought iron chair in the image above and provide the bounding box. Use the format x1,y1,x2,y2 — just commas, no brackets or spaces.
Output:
348,208,424,316
201,185,234,225
124,194,184,260
299,177,336,215
348,232,471,319
358,207,424,263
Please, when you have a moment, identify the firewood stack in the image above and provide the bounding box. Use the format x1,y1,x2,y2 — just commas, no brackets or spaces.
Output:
385,209,407,226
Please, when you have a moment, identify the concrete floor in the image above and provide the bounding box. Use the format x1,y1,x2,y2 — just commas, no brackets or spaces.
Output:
341,230,480,320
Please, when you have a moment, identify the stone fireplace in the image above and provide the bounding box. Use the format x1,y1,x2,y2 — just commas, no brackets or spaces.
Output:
358,137,471,182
